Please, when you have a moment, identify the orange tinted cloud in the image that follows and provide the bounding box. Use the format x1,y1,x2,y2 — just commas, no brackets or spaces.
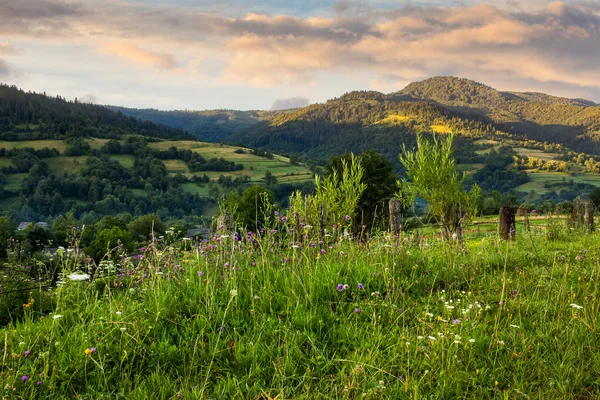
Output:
98,42,177,70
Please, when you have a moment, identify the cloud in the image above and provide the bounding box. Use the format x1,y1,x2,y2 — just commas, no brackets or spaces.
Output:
98,42,177,70
80,93,97,104
0,59,10,78
270,96,309,110
1,0,600,101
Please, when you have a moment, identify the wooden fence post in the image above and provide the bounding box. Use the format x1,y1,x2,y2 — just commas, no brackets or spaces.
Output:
584,198,594,231
389,198,402,236
499,206,516,240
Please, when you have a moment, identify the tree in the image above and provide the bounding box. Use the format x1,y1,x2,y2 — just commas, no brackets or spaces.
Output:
399,134,480,242
589,187,600,210
91,227,133,259
129,213,166,242
225,186,276,231
263,171,278,186
326,149,398,230
0,216,15,259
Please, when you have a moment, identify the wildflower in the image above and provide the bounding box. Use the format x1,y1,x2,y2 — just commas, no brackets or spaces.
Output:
36,381,42,386
354,308,361,314
345,215,351,222
510,324,520,328
320,249,326,254
52,315,63,320
469,338,475,343
230,289,238,297
454,340,461,344
343,284,349,290
428,336,437,341
417,336,424,339
24,350,31,356
452,319,461,324
358,283,364,290
337,284,345,291
570,303,583,309
21,376,28,382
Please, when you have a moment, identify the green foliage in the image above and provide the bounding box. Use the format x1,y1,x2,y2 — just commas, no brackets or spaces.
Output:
1,225,600,398
224,186,276,231
289,155,366,234
400,134,481,240
326,149,398,230
91,226,133,259
128,214,166,243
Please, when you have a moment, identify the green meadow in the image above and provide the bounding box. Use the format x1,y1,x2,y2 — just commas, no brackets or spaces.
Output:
1,220,599,399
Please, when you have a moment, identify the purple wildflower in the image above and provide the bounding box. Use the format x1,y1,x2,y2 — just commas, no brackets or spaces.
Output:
36,381,42,386
345,215,351,221
358,283,364,290
21,376,28,382
354,308,361,314
337,284,345,291
452,319,461,324
24,350,31,356
320,249,326,254
198,271,204,277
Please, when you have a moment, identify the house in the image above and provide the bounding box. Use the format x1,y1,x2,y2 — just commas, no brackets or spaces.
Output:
17,222,49,231
186,228,211,239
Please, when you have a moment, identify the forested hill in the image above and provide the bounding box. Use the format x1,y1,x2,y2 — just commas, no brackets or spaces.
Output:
230,77,600,161
109,107,285,142
393,77,600,151
0,84,194,141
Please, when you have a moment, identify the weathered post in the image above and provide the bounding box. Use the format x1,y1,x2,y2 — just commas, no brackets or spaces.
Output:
571,197,585,229
499,206,516,240
517,206,529,232
584,198,594,231
454,204,463,243
389,197,402,236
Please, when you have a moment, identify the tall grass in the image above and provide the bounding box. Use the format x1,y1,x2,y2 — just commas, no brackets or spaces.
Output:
1,225,599,399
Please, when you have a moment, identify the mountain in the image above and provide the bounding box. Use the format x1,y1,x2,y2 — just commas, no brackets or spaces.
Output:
0,84,313,222
393,77,600,152
109,107,286,142
0,84,194,141
225,77,600,159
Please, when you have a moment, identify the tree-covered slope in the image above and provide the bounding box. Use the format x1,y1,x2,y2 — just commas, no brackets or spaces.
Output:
0,84,194,141
109,107,285,142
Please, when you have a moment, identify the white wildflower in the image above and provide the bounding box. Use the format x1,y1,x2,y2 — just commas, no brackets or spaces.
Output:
570,303,583,309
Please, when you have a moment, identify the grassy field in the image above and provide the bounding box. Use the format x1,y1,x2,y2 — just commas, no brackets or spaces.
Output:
0,138,312,196
514,170,600,195
1,222,599,398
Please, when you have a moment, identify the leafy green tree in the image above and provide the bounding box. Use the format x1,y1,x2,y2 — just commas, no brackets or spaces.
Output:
52,213,79,247
399,134,480,241
225,186,275,231
589,187,600,209
129,213,166,242
263,171,278,186
0,216,15,259
91,227,133,259
326,149,397,230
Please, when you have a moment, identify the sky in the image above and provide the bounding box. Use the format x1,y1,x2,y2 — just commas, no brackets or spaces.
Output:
1,0,600,111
